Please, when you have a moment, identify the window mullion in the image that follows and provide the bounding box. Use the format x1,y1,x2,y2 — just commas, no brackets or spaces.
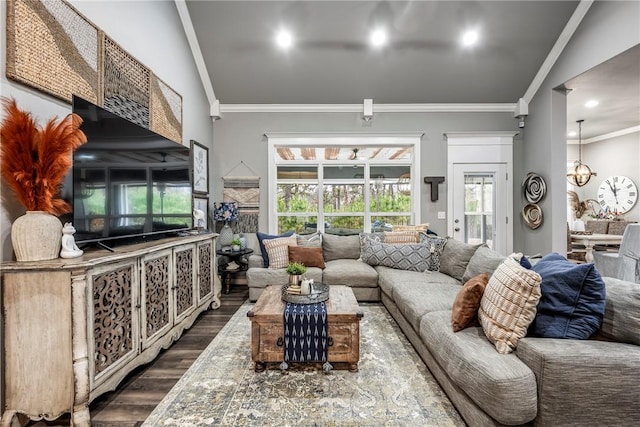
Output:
363,163,371,232
318,161,324,233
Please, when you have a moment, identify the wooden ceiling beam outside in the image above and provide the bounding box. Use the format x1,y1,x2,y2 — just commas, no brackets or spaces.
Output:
370,148,383,159
325,147,340,160
389,147,409,160
277,147,295,160
301,148,316,160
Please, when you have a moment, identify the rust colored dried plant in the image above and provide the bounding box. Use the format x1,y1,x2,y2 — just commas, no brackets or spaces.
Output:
0,97,87,215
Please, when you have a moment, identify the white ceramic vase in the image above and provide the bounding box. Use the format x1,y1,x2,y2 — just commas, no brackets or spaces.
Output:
11,211,63,262
219,222,234,247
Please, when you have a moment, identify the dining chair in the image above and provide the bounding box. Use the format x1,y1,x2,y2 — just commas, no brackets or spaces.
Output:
594,224,640,283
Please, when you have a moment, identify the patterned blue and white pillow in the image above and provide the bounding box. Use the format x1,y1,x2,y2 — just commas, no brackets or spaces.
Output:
419,235,447,271
361,237,446,272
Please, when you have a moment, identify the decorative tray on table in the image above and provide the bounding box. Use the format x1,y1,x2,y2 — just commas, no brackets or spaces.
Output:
281,282,330,304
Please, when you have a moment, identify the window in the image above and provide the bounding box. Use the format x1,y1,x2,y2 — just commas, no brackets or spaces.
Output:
267,135,422,234
464,174,494,248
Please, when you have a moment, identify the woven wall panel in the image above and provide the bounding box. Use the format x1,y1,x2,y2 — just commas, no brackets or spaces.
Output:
150,75,183,143
6,0,101,104
102,36,150,128
223,176,260,233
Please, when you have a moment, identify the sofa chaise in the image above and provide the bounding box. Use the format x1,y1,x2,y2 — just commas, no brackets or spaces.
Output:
244,231,640,426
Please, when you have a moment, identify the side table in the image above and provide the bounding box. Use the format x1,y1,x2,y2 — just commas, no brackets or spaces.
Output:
216,248,254,293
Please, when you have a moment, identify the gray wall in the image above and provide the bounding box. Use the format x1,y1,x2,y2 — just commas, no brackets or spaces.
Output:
568,132,640,223
0,0,213,261
521,0,640,255
212,111,520,240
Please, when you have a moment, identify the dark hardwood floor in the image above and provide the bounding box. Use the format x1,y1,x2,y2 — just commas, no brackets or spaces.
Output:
30,285,249,427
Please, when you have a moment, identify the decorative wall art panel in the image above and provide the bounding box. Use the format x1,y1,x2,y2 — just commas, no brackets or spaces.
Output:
6,0,183,142
6,0,101,104
102,36,150,128
222,176,260,233
150,75,183,143
191,140,209,195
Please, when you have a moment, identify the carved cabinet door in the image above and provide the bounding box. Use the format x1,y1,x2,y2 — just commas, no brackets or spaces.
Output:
173,243,198,323
140,249,173,349
88,260,140,390
196,239,213,302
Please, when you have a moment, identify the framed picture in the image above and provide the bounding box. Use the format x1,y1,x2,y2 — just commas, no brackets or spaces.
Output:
193,195,209,229
191,140,209,194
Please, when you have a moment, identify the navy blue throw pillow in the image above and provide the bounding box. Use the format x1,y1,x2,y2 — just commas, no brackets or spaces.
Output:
520,255,532,269
530,252,606,339
256,231,295,267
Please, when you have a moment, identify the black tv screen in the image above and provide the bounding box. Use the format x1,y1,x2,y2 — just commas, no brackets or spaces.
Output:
63,96,193,246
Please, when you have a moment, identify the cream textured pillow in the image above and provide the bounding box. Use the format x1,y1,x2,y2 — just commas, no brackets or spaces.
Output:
264,236,297,269
393,224,430,232
384,231,419,244
478,257,542,354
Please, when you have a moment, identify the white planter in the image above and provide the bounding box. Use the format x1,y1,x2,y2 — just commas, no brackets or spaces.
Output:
11,211,63,261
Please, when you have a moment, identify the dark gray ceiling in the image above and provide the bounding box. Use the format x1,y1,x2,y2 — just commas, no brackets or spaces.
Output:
186,1,579,104
184,1,639,139
564,44,640,141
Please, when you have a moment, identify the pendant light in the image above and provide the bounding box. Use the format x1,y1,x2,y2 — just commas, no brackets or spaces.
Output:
566,119,596,187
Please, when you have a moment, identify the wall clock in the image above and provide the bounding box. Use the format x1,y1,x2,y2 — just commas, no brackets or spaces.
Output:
596,176,638,214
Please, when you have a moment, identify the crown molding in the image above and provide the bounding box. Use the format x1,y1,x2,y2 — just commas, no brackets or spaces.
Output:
220,103,516,114
522,0,593,103
444,131,520,139
567,125,640,144
175,1,217,111
265,131,424,139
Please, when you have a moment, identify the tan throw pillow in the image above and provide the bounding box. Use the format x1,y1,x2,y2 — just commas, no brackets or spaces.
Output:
478,257,542,354
451,273,489,332
264,236,297,269
393,224,430,232
288,246,326,269
384,231,419,244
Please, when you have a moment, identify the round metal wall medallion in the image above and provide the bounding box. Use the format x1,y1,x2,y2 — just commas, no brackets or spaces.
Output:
522,172,546,204
522,203,543,229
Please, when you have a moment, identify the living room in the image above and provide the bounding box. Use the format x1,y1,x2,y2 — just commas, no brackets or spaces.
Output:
1,1,639,426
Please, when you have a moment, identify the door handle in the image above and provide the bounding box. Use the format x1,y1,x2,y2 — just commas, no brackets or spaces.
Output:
454,227,460,232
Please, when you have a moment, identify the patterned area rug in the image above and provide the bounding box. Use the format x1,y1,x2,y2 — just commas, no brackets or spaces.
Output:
143,303,464,426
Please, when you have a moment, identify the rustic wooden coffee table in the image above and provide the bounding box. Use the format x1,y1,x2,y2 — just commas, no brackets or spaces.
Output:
247,285,363,372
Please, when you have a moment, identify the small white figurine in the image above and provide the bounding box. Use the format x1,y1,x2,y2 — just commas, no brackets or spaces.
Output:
300,279,311,295
193,209,206,229
60,222,83,258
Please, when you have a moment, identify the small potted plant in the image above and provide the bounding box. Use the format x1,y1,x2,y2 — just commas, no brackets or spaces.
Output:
286,261,307,286
230,238,242,251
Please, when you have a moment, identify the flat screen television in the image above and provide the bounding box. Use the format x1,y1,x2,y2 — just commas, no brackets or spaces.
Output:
61,96,193,248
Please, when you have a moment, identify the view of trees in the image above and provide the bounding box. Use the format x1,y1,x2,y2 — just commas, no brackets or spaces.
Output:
277,182,412,233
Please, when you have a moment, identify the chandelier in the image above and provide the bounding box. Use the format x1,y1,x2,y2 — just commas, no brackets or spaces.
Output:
566,119,596,187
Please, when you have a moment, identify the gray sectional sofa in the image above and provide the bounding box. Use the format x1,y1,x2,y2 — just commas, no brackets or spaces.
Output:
245,232,640,426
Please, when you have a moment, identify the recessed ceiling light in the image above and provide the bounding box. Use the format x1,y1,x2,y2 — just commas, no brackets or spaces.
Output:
585,99,599,108
370,29,387,47
461,30,478,47
568,131,577,137
276,30,293,49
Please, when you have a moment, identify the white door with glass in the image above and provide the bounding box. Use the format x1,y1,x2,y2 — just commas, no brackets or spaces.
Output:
451,163,509,254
